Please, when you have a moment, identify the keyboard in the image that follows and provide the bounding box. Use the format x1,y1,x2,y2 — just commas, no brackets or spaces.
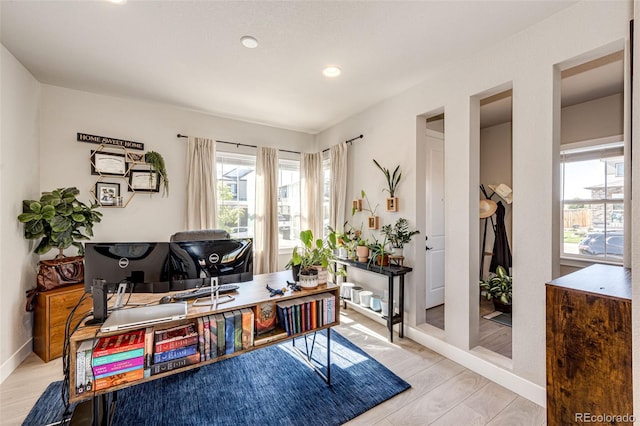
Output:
172,284,239,301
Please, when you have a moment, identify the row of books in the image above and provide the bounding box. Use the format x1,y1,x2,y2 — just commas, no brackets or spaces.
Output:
276,294,336,336
196,308,255,361
90,329,146,391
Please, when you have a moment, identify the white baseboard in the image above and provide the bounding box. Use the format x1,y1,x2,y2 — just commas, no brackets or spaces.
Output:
342,301,546,407
0,338,33,384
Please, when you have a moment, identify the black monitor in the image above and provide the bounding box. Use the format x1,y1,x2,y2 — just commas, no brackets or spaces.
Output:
84,242,171,293
169,238,253,291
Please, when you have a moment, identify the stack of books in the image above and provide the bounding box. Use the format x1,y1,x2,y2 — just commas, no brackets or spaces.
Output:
150,323,200,375
91,329,146,391
276,293,336,336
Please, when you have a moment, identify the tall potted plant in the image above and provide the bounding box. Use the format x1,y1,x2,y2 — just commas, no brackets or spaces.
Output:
285,229,337,288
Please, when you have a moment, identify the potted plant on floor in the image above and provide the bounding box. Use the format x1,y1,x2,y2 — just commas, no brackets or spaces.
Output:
380,217,420,257
479,265,512,313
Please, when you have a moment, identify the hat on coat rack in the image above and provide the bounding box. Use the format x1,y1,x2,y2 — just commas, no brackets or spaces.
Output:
488,183,513,204
479,199,498,219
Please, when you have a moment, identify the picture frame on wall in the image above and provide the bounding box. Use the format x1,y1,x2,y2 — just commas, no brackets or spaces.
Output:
91,151,127,176
96,182,120,206
129,170,159,192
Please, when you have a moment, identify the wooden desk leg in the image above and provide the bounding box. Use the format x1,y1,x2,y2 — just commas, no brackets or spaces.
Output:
388,276,394,342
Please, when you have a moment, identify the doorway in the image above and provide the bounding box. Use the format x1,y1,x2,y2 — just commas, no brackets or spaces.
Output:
424,113,445,330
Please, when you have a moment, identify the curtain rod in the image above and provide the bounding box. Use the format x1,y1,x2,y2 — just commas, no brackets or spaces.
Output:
176,133,363,153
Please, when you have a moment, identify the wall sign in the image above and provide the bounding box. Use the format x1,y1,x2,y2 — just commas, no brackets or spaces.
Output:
77,132,144,150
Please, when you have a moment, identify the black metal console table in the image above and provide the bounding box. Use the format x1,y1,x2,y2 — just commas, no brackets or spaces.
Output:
335,259,412,342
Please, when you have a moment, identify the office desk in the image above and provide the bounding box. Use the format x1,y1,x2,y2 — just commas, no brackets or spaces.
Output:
68,271,339,425
335,259,412,342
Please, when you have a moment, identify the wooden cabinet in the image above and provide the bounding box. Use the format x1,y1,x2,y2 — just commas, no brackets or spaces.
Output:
34,284,92,362
546,264,632,425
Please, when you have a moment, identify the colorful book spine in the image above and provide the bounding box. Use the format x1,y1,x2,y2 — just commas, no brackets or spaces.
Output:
241,308,254,349
92,356,144,377
254,301,276,336
209,315,218,358
223,311,235,355
215,314,225,356
153,345,198,364
204,316,211,361
155,335,198,354
154,323,197,342
150,353,200,376
93,329,146,358
94,364,143,380
94,368,144,391
92,348,145,367
233,310,242,351
197,317,205,361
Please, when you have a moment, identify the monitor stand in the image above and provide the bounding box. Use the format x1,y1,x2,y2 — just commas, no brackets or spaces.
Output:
193,277,234,308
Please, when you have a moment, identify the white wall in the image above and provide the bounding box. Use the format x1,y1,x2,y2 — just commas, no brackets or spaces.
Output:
316,0,631,403
562,93,624,143
39,85,315,244
0,46,41,382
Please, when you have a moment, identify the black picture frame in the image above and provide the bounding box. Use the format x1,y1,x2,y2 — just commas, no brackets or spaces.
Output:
95,182,120,206
129,170,160,192
91,150,127,176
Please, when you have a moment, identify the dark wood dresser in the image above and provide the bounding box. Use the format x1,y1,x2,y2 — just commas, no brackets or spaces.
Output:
546,264,632,425
33,284,92,362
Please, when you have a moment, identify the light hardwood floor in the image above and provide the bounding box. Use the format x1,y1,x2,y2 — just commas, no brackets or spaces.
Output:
0,309,542,426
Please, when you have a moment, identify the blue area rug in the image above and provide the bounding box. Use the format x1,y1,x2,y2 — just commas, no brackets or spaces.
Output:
23,330,410,425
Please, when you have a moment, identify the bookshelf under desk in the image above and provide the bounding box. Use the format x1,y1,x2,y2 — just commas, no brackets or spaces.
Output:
68,270,340,425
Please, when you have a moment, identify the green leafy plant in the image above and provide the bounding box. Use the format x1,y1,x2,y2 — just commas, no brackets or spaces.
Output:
285,229,338,274
373,159,401,197
479,265,512,305
17,187,102,256
353,189,378,216
368,235,390,270
381,218,420,249
145,150,169,196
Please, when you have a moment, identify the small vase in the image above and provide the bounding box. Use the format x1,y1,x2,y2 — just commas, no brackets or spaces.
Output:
356,246,369,262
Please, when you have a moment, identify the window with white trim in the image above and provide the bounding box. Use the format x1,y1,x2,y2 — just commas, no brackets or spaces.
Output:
561,140,624,263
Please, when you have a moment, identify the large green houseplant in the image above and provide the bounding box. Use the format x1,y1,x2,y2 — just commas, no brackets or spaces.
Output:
479,265,512,313
381,217,420,256
286,229,338,287
18,187,102,256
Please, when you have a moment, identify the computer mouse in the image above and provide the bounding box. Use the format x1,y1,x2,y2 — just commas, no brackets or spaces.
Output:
159,295,173,304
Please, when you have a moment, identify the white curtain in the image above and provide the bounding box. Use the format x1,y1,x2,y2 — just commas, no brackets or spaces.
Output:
301,152,323,239
254,147,279,274
186,136,216,230
329,142,348,232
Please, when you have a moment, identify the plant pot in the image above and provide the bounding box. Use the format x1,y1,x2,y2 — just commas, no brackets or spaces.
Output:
299,268,319,289
312,265,328,284
493,299,512,314
291,264,301,282
356,246,369,262
392,247,403,257
375,254,390,267
359,290,373,307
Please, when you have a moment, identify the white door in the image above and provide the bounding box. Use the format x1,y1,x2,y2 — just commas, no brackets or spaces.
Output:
425,129,445,309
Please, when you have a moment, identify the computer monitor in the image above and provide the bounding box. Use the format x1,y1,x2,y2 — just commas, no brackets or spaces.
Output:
169,238,253,291
84,242,171,293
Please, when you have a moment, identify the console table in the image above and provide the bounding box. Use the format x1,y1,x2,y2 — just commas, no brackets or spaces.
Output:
335,258,412,342
68,271,339,425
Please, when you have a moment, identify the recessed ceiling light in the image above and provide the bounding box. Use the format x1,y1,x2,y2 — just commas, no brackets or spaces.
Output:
107,0,127,4
240,36,259,49
322,66,341,78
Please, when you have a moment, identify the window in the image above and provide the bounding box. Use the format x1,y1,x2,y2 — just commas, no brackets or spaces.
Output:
216,152,256,238
278,157,301,249
561,141,624,262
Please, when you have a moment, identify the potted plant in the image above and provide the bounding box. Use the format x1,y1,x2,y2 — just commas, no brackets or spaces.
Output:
355,237,370,262
368,236,390,270
355,190,379,229
18,187,102,256
479,265,512,313
381,218,420,257
145,150,169,197
285,229,337,288
373,159,401,211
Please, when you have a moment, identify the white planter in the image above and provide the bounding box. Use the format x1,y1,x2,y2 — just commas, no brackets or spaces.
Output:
359,290,373,307
299,270,318,289
312,266,328,284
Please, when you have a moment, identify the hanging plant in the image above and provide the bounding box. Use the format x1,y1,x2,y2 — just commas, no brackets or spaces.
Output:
145,151,169,196
373,159,401,197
